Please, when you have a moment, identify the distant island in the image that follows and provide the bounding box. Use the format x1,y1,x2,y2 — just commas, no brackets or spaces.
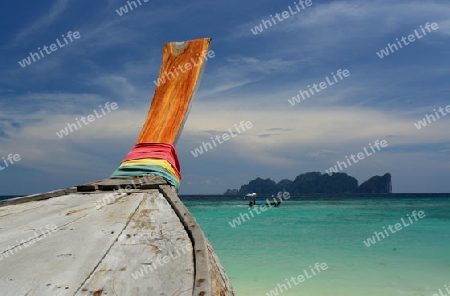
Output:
224,172,392,195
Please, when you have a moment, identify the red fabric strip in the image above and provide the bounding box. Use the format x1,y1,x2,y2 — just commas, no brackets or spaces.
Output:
121,143,181,179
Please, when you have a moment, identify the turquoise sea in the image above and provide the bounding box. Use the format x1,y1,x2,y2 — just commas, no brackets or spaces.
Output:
183,197,450,296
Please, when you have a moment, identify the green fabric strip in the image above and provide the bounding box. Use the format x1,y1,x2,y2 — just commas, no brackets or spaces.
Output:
110,165,180,190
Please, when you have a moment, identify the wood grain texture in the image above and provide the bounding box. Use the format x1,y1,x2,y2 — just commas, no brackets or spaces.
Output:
206,238,235,296
77,190,194,296
0,188,77,207
76,177,168,193
0,190,194,296
0,192,144,296
137,38,211,144
159,185,235,296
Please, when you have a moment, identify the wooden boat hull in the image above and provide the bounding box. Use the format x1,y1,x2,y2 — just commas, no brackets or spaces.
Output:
0,178,235,295
0,38,235,295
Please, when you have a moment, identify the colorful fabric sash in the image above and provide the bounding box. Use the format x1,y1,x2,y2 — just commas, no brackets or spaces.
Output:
111,143,181,190
120,159,180,180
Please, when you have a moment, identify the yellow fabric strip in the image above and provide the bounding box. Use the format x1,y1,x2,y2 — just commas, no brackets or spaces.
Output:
120,158,180,181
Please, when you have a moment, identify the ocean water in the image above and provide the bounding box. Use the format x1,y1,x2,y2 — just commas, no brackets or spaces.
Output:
183,197,450,296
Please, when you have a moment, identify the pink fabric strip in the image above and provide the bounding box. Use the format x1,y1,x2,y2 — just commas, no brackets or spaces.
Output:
121,143,181,179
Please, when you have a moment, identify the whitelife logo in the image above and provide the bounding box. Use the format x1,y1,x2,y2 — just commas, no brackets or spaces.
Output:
376,22,439,59
56,102,118,139
414,104,450,130
191,121,253,157
288,69,350,106
115,0,149,16
0,224,58,261
265,262,328,296
363,211,425,247
18,31,81,68
0,153,21,172
228,191,291,228
131,243,193,280
94,175,159,209
325,140,388,175
430,282,450,296
153,50,215,87
250,0,313,35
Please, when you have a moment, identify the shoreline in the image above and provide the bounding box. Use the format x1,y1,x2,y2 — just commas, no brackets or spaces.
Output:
2,193,450,202
180,193,450,199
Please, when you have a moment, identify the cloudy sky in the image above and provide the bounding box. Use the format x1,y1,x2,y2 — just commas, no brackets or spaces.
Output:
0,0,449,195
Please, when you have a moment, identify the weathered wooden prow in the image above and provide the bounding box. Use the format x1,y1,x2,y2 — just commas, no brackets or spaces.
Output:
0,179,234,295
110,38,213,189
139,38,211,144
0,38,235,296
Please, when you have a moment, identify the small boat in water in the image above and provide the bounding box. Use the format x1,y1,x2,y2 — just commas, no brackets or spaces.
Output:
248,198,281,207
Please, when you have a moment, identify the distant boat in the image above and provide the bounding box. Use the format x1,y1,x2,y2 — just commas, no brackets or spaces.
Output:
248,198,281,207
245,193,257,198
